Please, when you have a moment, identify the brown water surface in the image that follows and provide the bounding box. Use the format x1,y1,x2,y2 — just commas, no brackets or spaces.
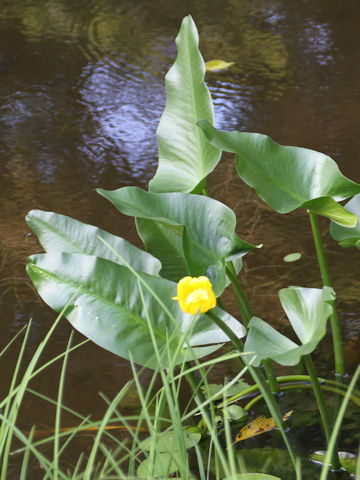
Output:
1,0,360,477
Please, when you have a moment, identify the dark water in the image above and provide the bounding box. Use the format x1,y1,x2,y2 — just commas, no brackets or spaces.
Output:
1,0,360,477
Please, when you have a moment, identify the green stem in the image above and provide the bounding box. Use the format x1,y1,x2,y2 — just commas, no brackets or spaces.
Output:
225,263,253,326
184,361,207,405
308,211,345,377
217,374,360,409
225,262,279,393
304,355,340,470
206,310,297,472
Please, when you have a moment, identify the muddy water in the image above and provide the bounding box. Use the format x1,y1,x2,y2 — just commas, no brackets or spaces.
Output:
1,0,360,477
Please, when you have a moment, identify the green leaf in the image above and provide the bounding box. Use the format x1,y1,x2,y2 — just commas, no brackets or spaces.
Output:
136,217,188,281
149,15,221,194
304,196,357,227
137,451,183,478
202,380,250,400
283,252,301,262
244,286,334,366
224,404,246,421
25,209,162,276
205,59,235,72
97,186,257,295
198,120,360,225
311,451,357,474
330,193,360,248
26,253,245,369
139,429,201,453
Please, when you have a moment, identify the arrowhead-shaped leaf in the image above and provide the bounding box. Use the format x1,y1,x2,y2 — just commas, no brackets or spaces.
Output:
330,193,360,248
27,253,245,369
97,186,257,295
149,15,220,193
198,120,360,226
26,209,162,276
244,286,334,366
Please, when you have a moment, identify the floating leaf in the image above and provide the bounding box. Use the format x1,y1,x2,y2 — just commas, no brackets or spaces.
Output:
149,15,220,194
137,451,181,478
198,120,360,226
139,429,201,453
283,252,302,263
232,411,293,444
201,381,250,400
206,59,235,72
310,451,357,474
244,286,334,366
224,405,246,421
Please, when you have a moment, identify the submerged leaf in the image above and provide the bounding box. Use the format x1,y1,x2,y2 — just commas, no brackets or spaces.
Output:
232,411,293,444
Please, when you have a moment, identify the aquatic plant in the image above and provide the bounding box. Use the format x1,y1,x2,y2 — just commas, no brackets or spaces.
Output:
22,14,360,478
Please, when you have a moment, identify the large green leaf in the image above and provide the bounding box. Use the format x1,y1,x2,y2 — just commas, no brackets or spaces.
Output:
198,120,360,226
27,253,245,369
244,286,334,366
135,217,188,281
97,186,257,295
149,15,220,194
330,193,360,248
26,209,162,276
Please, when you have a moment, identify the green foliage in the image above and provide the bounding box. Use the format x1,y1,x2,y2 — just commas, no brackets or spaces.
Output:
330,193,360,248
97,186,257,295
149,15,221,194
23,13,360,479
198,120,360,226
26,209,162,275
244,287,334,366
27,252,245,369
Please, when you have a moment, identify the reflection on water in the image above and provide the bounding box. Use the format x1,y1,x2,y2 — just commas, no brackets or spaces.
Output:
1,0,360,476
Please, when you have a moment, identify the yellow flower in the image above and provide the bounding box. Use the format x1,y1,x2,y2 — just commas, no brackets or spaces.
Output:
172,276,216,314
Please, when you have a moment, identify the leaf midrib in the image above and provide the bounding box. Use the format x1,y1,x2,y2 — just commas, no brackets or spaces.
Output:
29,263,171,343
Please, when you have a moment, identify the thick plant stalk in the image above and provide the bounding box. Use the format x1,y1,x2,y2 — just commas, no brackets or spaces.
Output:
303,355,340,470
308,212,345,377
225,262,279,393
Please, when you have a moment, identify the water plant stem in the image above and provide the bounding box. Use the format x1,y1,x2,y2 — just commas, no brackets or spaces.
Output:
225,262,279,393
184,361,207,406
308,211,345,377
225,263,252,326
206,310,298,474
303,354,340,470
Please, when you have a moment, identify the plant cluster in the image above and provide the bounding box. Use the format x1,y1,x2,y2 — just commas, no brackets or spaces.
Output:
4,15,360,479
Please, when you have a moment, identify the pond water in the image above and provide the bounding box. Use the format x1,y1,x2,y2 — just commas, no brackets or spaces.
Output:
1,0,360,477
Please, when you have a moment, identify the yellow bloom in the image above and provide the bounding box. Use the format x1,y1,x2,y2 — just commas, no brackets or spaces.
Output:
172,276,216,315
